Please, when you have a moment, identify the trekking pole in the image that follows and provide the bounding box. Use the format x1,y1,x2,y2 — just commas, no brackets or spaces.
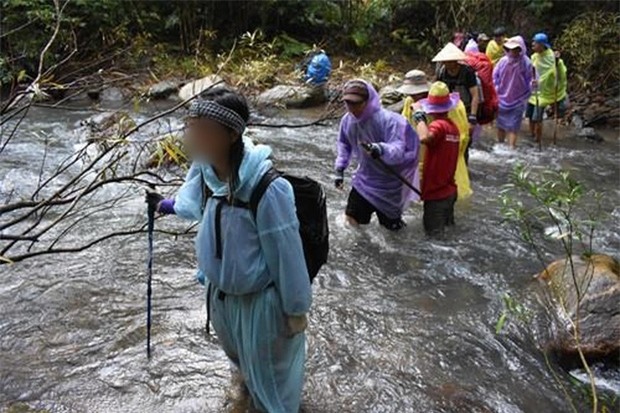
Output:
552,52,560,145
532,66,542,151
361,143,422,197
146,189,156,360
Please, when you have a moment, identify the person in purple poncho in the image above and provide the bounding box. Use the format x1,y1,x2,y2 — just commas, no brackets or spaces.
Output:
493,35,533,148
334,79,420,231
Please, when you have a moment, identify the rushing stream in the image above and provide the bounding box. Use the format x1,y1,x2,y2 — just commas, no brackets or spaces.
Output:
0,102,618,413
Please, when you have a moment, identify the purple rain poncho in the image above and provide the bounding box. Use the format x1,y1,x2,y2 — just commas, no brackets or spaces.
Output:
335,80,420,219
493,36,533,132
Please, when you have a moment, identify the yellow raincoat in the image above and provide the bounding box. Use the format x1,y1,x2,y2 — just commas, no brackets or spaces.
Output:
528,48,568,107
402,96,473,200
486,39,504,66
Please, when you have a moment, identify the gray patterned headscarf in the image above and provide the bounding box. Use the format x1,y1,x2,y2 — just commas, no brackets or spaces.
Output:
188,99,246,135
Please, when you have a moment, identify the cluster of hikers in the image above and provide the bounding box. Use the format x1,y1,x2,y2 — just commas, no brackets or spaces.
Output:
143,28,569,413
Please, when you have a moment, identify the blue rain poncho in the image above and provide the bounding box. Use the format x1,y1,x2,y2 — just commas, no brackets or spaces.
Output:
174,138,312,412
304,51,332,85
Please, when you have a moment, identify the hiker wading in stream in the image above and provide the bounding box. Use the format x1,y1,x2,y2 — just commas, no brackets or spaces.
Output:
146,88,312,413
411,82,461,236
335,79,419,231
526,32,568,144
434,43,480,163
493,36,533,148
486,26,508,66
399,70,472,200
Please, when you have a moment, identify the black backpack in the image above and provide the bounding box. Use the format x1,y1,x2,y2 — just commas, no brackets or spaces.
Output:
203,168,329,283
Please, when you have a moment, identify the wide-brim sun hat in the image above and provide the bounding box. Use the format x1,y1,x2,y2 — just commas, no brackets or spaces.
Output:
432,42,468,63
396,69,431,95
419,81,460,114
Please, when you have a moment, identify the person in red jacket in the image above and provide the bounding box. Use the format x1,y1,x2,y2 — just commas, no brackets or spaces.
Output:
411,82,461,236
464,40,499,126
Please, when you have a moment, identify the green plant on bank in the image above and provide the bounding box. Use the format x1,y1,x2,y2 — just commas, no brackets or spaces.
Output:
329,58,402,91
148,134,188,169
556,11,620,92
215,29,321,91
497,164,605,413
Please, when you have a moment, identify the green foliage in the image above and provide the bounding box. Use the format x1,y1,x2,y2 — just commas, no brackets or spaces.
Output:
495,293,531,334
499,164,602,259
273,34,310,59
556,11,620,91
149,135,188,169
497,164,606,412
1,0,617,94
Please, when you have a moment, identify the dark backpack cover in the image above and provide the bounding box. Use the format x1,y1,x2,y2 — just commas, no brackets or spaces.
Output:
250,168,329,282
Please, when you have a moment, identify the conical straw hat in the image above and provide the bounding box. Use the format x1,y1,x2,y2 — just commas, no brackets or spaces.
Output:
432,42,467,62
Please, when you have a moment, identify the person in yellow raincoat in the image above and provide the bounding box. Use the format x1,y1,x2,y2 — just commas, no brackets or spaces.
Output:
486,27,507,66
526,32,568,143
398,69,473,200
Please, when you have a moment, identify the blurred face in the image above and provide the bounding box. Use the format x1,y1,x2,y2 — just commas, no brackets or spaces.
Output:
532,42,544,53
494,35,505,44
344,100,367,118
508,47,521,58
184,117,237,164
409,92,428,103
444,60,459,73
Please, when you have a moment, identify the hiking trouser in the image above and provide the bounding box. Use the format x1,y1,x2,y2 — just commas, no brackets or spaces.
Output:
423,193,457,236
345,187,405,231
207,281,305,413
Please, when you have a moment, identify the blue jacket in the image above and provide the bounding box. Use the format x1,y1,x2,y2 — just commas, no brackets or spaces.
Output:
174,138,311,316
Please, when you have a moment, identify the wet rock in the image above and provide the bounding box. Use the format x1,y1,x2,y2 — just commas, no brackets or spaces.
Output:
256,85,326,109
537,254,620,366
571,127,604,142
148,80,181,100
86,88,101,101
379,85,403,106
178,74,224,101
570,114,584,129
100,87,125,102
80,111,135,142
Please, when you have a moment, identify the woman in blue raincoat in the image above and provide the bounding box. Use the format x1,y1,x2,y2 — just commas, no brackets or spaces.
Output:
147,88,312,412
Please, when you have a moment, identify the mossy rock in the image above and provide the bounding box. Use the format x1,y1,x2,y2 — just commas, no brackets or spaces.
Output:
5,403,50,413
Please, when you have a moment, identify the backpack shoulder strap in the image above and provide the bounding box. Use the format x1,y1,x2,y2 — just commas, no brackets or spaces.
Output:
249,168,281,220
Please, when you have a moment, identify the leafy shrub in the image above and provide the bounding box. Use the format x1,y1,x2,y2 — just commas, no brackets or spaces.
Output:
556,11,620,91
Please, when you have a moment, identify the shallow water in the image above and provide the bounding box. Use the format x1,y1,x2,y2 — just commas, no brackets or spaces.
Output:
1,102,619,413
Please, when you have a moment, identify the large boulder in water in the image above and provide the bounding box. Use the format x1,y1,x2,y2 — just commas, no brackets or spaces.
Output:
178,75,224,101
537,254,620,366
256,85,326,109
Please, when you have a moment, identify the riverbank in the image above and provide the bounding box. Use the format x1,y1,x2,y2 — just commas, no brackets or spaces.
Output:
10,48,618,134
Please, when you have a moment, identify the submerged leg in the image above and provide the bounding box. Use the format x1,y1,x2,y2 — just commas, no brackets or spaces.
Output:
507,131,518,148
497,128,506,143
236,288,306,413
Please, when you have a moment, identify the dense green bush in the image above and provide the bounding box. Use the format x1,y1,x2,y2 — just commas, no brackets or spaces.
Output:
556,11,620,91
1,0,617,89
